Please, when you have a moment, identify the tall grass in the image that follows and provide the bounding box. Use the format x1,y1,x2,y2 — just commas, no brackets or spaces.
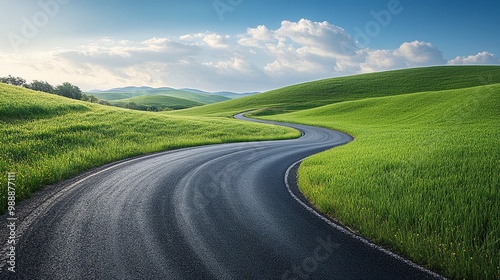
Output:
262,84,500,279
0,84,300,211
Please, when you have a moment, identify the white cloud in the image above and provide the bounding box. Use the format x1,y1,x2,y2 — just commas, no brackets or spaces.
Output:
180,32,231,49
448,51,500,65
395,41,446,65
274,19,357,57
238,19,361,83
238,25,274,47
1,19,498,92
361,41,446,72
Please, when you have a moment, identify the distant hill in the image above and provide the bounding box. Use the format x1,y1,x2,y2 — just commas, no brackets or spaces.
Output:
179,88,259,99
86,87,258,111
88,87,258,101
109,95,204,111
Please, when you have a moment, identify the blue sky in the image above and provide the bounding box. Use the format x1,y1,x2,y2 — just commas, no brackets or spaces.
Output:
1,0,499,91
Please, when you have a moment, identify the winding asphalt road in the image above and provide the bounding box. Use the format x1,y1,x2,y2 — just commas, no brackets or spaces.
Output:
2,114,443,279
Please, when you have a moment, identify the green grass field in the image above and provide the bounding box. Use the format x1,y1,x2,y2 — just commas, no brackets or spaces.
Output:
0,84,299,212
110,95,204,110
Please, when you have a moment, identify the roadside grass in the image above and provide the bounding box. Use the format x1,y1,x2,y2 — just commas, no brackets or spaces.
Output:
171,65,500,117
0,84,300,212
260,84,500,279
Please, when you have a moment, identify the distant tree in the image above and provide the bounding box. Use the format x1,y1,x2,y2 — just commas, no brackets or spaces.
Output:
55,82,82,100
98,100,110,106
146,106,159,112
89,95,99,103
0,75,26,87
82,94,99,103
126,102,137,109
27,80,55,93
81,93,90,102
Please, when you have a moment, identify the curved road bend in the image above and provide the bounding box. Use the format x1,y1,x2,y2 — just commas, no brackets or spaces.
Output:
4,114,443,279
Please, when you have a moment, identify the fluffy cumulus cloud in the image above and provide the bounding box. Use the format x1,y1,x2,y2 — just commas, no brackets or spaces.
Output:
237,19,362,82
361,41,446,72
1,19,498,92
448,51,500,65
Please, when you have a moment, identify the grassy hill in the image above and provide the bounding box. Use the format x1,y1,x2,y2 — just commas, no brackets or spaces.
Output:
110,95,204,110
170,65,500,279
0,84,299,212
173,65,500,117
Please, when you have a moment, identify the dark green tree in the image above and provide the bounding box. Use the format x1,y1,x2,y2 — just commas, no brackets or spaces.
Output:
82,94,99,103
89,95,99,103
98,100,110,106
55,82,82,100
81,93,90,102
27,80,55,93
126,102,137,109
0,75,26,87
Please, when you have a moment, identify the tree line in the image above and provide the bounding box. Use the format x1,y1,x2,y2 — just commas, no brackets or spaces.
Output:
0,75,109,105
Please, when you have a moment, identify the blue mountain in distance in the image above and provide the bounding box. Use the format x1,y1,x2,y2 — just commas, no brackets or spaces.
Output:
88,86,173,94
